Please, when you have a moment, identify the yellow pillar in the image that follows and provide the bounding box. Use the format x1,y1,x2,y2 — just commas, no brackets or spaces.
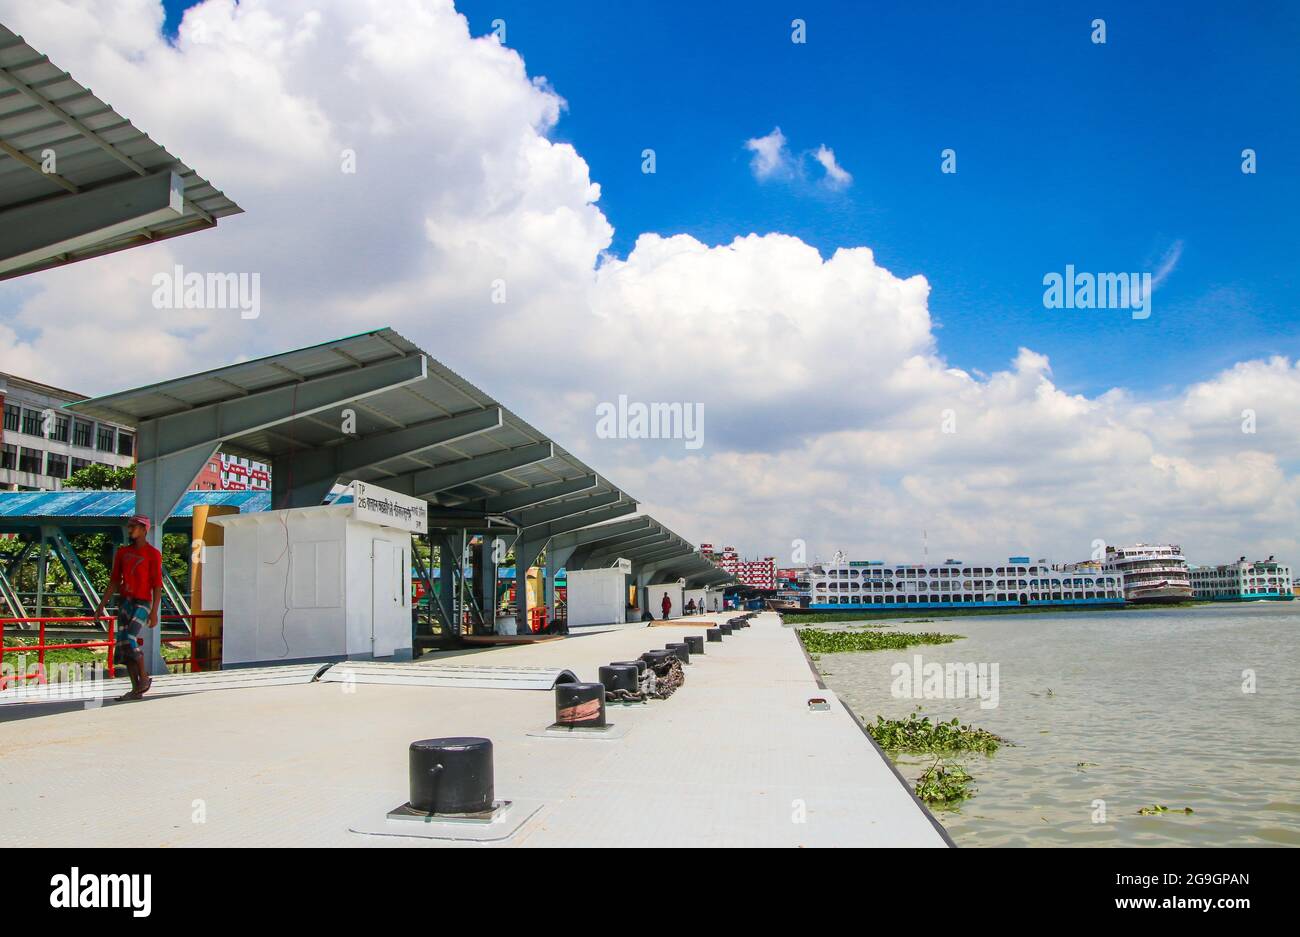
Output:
190,504,237,671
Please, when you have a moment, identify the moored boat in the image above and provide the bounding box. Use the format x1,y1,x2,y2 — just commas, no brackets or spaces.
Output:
1102,544,1193,603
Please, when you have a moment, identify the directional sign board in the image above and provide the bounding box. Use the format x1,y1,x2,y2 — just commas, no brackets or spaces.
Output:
351,480,428,534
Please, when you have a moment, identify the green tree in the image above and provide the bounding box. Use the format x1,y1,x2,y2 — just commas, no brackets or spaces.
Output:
65,463,135,490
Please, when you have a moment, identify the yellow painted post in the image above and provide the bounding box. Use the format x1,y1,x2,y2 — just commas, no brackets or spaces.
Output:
191,504,237,671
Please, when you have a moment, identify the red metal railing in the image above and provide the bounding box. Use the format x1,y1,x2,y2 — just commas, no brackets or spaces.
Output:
0,612,223,690
0,616,113,690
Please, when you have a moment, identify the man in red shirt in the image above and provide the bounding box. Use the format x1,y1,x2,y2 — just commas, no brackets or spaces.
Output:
94,515,163,701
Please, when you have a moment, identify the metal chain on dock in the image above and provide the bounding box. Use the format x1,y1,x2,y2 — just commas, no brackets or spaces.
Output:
646,657,684,699
605,686,646,703
599,654,686,703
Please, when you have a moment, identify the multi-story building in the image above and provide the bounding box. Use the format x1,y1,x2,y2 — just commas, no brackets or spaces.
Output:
0,373,135,491
191,454,271,492
1189,557,1294,601
700,543,777,589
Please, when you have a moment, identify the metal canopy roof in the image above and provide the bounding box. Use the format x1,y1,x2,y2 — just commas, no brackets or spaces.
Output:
67,327,629,526
559,514,736,586
62,326,735,583
0,24,241,280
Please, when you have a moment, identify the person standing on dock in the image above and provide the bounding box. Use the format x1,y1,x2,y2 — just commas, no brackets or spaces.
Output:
661,591,672,621
93,515,162,701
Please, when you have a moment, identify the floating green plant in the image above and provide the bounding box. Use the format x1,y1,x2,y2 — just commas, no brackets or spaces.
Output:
914,760,975,806
796,628,961,653
1137,804,1194,816
866,713,1006,755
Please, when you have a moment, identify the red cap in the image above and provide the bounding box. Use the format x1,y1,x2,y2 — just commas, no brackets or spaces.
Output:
128,514,151,531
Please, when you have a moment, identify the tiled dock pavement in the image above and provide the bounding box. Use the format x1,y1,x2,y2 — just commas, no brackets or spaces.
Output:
0,613,948,847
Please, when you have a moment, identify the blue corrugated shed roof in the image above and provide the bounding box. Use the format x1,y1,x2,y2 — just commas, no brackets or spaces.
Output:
0,490,270,520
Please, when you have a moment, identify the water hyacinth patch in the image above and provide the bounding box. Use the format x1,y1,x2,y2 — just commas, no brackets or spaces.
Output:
866,713,1006,755
914,761,976,806
1137,804,1195,816
797,628,961,653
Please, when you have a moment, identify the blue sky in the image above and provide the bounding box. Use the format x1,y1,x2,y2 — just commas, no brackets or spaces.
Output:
161,1,1299,400
4,0,1295,560
456,0,1300,401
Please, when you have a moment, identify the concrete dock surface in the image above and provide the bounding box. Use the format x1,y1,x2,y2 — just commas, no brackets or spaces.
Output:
0,612,949,847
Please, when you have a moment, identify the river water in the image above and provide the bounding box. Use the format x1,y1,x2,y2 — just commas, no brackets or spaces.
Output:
806,602,1300,846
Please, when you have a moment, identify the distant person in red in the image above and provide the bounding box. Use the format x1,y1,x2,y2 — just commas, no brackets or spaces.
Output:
93,515,162,701
661,592,672,620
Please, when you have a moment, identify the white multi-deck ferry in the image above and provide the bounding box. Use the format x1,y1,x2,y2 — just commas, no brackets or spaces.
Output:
1102,544,1193,603
1190,556,1294,601
806,555,1123,610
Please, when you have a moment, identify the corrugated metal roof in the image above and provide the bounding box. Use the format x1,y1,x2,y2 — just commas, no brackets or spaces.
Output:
0,488,268,520
0,24,241,279
67,327,626,514
57,329,731,580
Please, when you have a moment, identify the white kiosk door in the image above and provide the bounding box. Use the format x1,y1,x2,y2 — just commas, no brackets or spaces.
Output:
371,539,401,657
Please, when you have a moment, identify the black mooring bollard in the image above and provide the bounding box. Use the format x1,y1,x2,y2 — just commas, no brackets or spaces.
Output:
720,624,733,635
611,658,647,676
665,642,690,664
706,627,723,642
599,664,639,694
409,737,494,815
555,682,607,728
640,648,675,666
684,634,704,654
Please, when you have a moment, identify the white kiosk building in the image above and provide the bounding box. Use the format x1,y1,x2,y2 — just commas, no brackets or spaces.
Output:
565,558,632,628
207,482,425,666
646,581,685,620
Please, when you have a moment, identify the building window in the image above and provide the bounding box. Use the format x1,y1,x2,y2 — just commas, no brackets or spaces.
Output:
45,452,68,479
18,447,42,473
117,432,134,457
96,425,116,452
72,420,93,448
3,404,19,432
71,457,90,474
51,415,69,442
20,408,42,436
1,444,15,470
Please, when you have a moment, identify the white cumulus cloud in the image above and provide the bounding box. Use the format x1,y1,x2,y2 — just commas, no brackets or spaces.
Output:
813,144,852,189
0,0,1296,567
743,126,792,180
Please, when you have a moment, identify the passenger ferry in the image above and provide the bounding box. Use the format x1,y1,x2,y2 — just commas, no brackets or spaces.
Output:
807,554,1123,610
1190,557,1294,601
1102,544,1193,603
